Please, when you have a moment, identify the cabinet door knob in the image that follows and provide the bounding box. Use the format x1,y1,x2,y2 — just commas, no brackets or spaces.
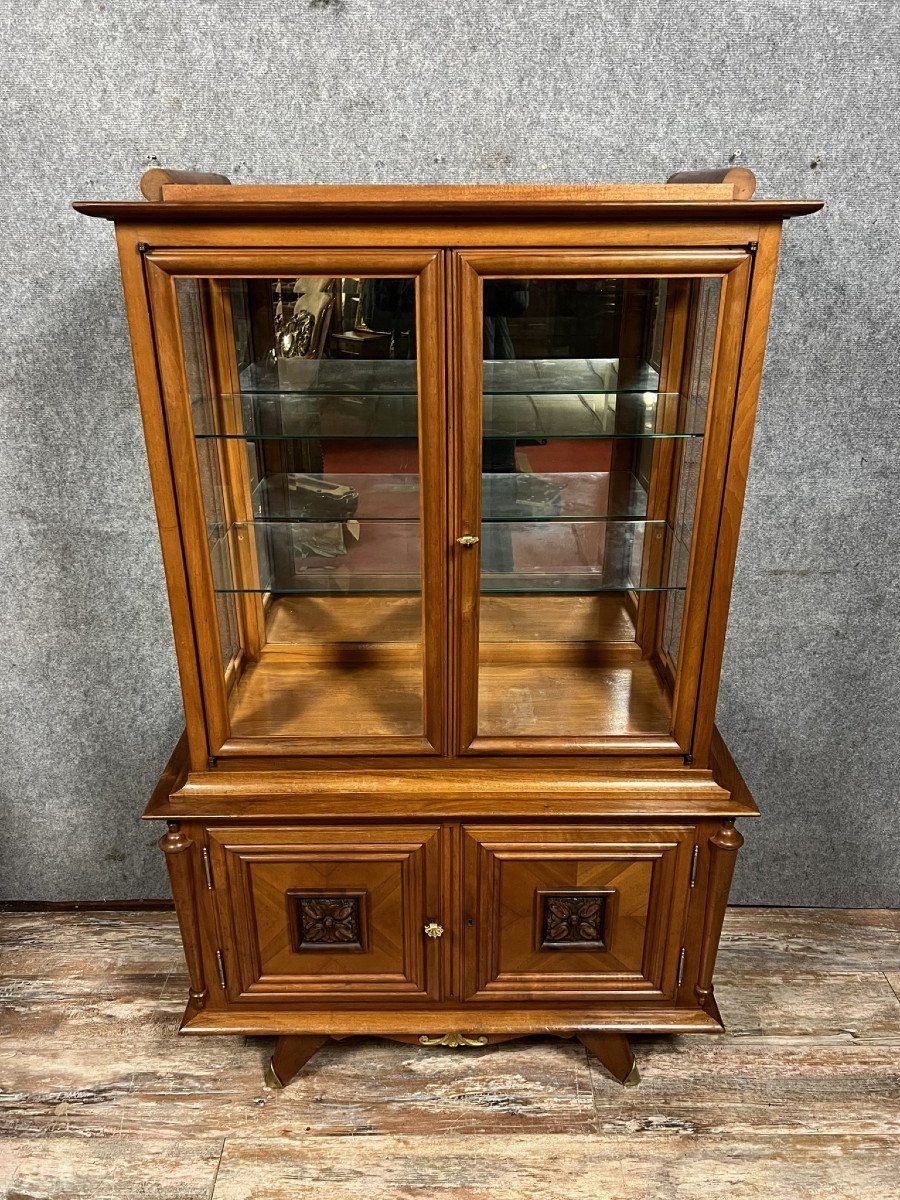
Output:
424,921,444,939
456,535,480,547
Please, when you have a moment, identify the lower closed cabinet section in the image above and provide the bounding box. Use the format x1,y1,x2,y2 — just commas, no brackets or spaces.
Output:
204,820,697,1008
462,824,695,1002
208,825,443,1003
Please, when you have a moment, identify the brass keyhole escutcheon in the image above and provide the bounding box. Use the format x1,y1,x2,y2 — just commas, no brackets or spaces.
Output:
424,921,444,939
456,535,480,547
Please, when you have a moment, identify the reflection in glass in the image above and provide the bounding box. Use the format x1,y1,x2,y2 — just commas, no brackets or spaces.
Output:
179,275,424,741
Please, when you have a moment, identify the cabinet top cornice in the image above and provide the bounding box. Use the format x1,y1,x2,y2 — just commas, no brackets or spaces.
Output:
73,181,823,223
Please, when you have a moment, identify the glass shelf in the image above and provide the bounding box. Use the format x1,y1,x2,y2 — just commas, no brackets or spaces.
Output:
482,472,648,521
484,357,660,395
239,359,419,396
210,519,421,595
246,471,648,522
250,473,421,521
195,392,420,441
195,390,699,443
235,357,660,397
481,391,696,440
480,519,677,593
209,517,682,595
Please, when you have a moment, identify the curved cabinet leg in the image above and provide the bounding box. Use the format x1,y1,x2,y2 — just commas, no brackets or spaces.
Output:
578,1032,640,1087
265,1035,329,1089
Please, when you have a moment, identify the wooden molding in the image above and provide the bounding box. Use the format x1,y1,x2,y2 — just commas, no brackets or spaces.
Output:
667,167,757,199
140,168,231,202
181,1005,725,1037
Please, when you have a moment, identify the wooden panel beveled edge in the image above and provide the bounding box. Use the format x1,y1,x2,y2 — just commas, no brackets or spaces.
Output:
216,736,439,758
74,199,824,224
709,724,757,813
112,228,211,771
452,255,482,750
169,766,733,801
669,255,755,753
689,224,788,765
147,731,190,810
147,793,757,821
144,247,442,275
144,258,232,753
465,736,682,756
415,252,449,753
179,1004,725,1035
82,217,770,255
144,760,759,820
453,249,750,276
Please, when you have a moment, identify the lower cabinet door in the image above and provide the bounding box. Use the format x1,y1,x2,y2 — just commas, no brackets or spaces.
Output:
462,824,695,1002
208,824,442,1003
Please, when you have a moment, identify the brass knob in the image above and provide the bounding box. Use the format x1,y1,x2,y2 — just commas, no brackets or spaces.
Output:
456,535,480,547
424,921,444,939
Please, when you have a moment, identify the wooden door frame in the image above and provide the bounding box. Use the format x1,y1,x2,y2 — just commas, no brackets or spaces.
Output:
460,822,696,1003
450,247,757,760
206,823,445,1004
142,247,448,759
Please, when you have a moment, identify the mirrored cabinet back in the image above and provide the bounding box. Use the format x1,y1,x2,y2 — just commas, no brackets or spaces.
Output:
75,171,821,1088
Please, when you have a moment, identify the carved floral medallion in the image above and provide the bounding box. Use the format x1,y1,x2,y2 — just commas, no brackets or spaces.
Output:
539,892,610,950
291,893,364,951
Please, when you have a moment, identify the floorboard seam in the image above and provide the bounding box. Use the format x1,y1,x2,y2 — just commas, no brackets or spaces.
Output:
208,1136,226,1200
883,970,900,1008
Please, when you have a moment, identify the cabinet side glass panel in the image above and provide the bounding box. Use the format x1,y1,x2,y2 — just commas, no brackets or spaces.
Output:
176,282,241,674
476,277,720,741
177,275,424,742
661,279,720,670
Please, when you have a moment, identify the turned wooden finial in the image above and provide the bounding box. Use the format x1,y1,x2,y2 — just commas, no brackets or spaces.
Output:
140,168,231,202
666,167,757,200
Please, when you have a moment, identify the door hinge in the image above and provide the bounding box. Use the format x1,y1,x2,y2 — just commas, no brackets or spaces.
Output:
690,844,700,888
676,947,686,989
201,848,214,890
215,949,227,991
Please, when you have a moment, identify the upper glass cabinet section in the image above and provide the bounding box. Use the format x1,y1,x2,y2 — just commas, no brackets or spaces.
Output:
175,271,438,749
150,246,744,759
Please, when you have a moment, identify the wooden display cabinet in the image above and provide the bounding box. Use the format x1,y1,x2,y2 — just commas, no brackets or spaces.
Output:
76,170,820,1088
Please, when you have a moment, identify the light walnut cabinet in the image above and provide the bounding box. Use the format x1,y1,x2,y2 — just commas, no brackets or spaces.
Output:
77,170,820,1087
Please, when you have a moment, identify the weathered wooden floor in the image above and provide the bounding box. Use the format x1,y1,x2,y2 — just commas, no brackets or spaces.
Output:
1,908,898,1199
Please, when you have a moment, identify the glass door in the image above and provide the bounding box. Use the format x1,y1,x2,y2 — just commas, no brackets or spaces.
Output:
453,250,753,755
145,251,446,756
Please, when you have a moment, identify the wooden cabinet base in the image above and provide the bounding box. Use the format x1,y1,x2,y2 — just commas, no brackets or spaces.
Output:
262,1030,641,1089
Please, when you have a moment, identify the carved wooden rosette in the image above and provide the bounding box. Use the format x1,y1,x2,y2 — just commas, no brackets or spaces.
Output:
158,823,208,1009
694,820,744,1011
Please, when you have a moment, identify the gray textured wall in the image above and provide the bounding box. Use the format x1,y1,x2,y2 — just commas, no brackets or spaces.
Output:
1,0,897,904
